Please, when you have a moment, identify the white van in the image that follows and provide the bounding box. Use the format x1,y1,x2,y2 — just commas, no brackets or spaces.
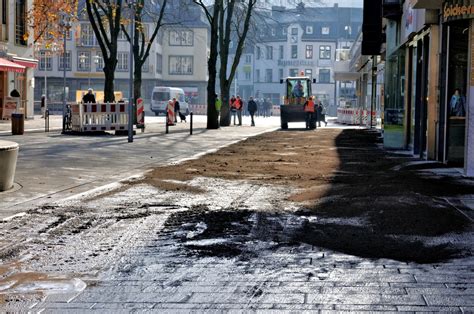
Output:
151,87,189,116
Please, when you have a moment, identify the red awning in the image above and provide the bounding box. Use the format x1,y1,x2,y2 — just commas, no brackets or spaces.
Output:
13,57,38,69
0,58,25,73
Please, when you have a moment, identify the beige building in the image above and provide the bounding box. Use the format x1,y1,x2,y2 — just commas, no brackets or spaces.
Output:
0,0,37,119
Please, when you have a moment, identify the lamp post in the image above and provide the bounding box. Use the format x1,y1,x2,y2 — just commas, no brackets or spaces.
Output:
127,0,135,143
60,12,72,133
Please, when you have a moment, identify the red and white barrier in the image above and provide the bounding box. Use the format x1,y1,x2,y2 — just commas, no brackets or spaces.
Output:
136,98,144,128
71,102,128,132
167,101,175,126
337,108,377,126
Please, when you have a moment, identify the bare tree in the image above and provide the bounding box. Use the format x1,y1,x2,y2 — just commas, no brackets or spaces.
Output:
85,0,124,102
218,0,257,127
122,0,167,104
194,0,222,129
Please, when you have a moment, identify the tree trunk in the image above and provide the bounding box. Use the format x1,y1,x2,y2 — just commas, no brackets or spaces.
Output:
205,2,221,130
219,81,231,126
103,63,116,102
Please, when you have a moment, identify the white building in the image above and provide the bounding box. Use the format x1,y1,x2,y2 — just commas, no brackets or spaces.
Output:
0,0,37,119
34,0,209,108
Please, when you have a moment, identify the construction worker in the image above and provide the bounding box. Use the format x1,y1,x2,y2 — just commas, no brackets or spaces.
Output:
304,96,316,130
215,94,222,125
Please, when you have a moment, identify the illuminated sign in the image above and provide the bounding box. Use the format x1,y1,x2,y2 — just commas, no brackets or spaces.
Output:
443,0,474,22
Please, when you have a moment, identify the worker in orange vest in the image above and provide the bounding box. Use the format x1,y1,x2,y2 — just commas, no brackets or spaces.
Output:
304,96,316,130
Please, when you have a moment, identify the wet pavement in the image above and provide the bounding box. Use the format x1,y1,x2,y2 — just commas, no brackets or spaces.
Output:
0,121,473,312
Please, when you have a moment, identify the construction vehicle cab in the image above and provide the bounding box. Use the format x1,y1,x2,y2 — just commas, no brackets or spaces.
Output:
280,76,315,129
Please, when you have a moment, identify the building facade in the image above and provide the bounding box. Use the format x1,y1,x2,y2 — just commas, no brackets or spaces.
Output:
0,0,37,119
34,1,208,108
247,4,362,116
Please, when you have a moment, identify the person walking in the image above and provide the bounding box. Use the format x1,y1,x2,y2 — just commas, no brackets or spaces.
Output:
303,96,315,129
173,97,180,123
450,88,466,117
40,95,47,118
248,96,257,126
230,95,237,125
82,88,96,103
215,94,222,123
235,95,243,126
316,100,323,127
321,102,328,126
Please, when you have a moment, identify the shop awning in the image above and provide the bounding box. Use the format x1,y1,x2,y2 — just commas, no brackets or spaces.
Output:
0,58,25,73
13,57,38,69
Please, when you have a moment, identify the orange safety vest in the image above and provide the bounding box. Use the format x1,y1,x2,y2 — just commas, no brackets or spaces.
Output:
235,99,242,110
304,100,315,112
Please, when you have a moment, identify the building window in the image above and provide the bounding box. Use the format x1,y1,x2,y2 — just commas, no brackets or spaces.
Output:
271,28,275,36
256,69,260,82
58,51,72,71
306,26,313,34
39,51,52,71
117,52,128,72
142,58,149,72
279,68,284,79
245,55,251,64
245,72,251,80
291,45,297,59
279,45,284,60
305,69,312,80
305,45,313,59
282,27,287,35
319,45,331,59
266,46,273,60
2,0,7,25
95,52,103,71
256,46,261,60
289,68,299,77
169,56,193,75
322,27,330,35
319,69,330,83
80,24,95,46
291,27,298,35
77,51,91,72
169,30,193,46
265,69,272,83
156,53,162,74
15,0,27,45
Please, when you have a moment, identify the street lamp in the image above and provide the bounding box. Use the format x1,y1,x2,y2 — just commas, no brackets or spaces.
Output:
127,0,136,143
60,12,72,133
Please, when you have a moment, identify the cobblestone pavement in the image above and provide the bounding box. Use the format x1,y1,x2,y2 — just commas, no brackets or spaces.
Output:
0,126,472,313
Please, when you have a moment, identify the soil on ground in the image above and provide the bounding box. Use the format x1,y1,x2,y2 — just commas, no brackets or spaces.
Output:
140,128,473,263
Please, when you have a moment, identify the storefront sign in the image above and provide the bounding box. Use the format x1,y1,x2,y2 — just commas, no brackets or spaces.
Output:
443,0,474,22
277,60,315,67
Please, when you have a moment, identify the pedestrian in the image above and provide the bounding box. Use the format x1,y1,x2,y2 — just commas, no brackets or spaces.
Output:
257,99,264,117
173,97,180,123
303,96,315,129
82,88,96,103
40,94,46,118
247,96,257,126
265,98,272,117
215,94,222,122
321,102,328,126
230,95,237,125
235,95,243,126
316,100,323,127
450,88,466,117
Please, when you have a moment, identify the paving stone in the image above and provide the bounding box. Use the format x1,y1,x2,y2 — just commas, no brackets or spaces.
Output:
307,293,425,305
397,305,463,312
406,287,474,295
73,292,192,304
320,286,407,295
414,274,474,283
424,294,474,307
334,304,398,311
91,302,156,309
187,292,305,304
32,302,95,309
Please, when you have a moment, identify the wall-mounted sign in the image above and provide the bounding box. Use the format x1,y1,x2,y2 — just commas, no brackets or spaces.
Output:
443,0,474,22
277,60,315,67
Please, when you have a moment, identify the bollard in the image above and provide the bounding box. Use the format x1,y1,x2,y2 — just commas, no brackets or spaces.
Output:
165,111,169,134
190,112,193,135
45,109,50,133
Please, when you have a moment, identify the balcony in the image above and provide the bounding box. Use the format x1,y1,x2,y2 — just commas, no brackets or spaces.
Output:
383,0,402,20
412,0,442,9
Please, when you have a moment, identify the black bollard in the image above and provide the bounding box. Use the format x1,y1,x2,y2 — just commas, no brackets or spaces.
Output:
190,112,193,135
45,109,50,133
165,111,169,134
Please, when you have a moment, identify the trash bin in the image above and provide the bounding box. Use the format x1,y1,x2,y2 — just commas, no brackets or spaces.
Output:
0,140,19,191
11,113,24,135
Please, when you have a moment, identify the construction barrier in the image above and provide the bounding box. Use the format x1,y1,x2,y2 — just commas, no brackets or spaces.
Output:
167,101,175,126
136,98,144,129
337,108,377,126
71,102,128,132
189,104,207,115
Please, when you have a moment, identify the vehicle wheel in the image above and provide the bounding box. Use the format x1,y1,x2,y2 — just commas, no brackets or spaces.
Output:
154,112,159,116
281,122,288,130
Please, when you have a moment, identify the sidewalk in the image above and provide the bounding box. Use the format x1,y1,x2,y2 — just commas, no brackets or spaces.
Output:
0,126,472,312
